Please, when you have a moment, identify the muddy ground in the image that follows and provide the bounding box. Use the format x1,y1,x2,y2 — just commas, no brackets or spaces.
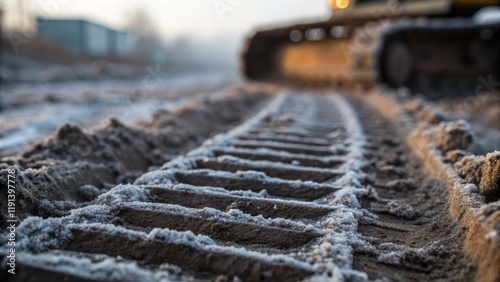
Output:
350,98,477,281
0,71,237,153
0,79,498,281
433,91,500,154
0,82,277,233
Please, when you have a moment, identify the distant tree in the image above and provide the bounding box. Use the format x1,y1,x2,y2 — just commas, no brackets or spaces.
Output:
0,1,4,34
125,8,165,65
1,0,35,34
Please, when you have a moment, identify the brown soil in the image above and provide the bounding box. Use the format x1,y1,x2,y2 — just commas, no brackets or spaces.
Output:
361,89,500,282
350,97,477,281
480,151,500,201
425,120,473,153
65,227,313,281
172,170,336,200
436,92,500,131
2,89,497,281
0,85,274,232
116,206,319,248
147,186,334,219
454,155,485,185
435,92,500,154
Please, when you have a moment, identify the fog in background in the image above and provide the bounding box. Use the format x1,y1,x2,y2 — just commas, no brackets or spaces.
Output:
2,0,331,70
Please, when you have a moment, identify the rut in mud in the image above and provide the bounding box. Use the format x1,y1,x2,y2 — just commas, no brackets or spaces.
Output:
0,85,274,231
2,90,497,281
349,98,476,280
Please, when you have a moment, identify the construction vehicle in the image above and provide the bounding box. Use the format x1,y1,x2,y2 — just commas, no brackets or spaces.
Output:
241,0,500,95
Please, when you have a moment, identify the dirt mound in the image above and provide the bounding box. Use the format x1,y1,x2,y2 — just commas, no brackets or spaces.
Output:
454,155,485,185
404,97,446,124
425,120,473,153
451,151,499,201
480,151,500,201
364,89,499,281
0,86,272,232
437,92,500,130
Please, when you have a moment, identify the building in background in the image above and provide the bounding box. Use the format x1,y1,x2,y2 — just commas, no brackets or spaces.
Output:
36,18,130,57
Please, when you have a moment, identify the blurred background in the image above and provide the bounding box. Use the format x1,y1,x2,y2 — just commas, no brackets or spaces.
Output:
1,0,498,154
0,0,331,153
0,0,331,81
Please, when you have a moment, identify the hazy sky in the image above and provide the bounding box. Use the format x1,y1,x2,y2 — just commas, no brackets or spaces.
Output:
5,0,331,40
3,0,332,67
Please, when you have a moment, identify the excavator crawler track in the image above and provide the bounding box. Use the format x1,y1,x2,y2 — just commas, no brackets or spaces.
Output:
242,16,500,97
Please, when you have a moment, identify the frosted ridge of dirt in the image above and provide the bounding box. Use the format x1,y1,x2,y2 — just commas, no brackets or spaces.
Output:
149,183,338,209
365,89,499,281
214,155,344,174
240,131,336,143
330,95,366,171
96,184,151,206
66,205,116,224
144,182,267,198
206,244,316,272
123,202,319,232
160,156,198,170
479,151,500,200
71,223,147,241
384,201,417,219
16,252,183,282
134,170,178,185
305,95,373,281
37,199,80,218
12,204,131,253
404,97,447,124
147,227,216,247
132,212,317,271
377,242,438,265
453,155,486,185
230,139,329,150
420,139,486,207
211,146,346,162
135,168,339,191
169,181,268,197
423,120,474,153
14,217,72,253
15,216,315,272
0,86,271,231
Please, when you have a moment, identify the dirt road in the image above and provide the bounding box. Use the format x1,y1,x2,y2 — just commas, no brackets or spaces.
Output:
0,87,498,281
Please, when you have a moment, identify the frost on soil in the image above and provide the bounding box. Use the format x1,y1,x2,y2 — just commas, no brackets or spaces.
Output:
302,95,376,281
135,168,338,194
7,92,483,281
384,201,417,219
96,184,151,206
377,242,438,266
15,217,72,253
124,202,318,232
479,151,500,200
16,252,184,282
424,120,473,153
0,86,270,231
454,155,485,185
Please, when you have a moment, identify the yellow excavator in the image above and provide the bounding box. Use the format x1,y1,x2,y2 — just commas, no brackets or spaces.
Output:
241,0,500,95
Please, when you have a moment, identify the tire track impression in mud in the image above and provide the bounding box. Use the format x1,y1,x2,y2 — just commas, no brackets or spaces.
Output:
1,90,498,281
0,85,274,230
349,98,477,281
